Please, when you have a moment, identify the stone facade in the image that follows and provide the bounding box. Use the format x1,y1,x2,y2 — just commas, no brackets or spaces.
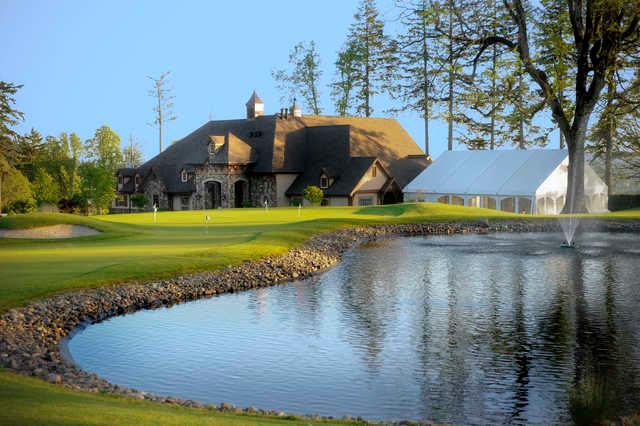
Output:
249,174,277,207
144,178,169,211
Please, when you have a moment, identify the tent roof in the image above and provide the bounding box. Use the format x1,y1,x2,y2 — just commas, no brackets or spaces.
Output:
403,149,569,197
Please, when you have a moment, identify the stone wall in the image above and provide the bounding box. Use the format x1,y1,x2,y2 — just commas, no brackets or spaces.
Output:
249,174,277,207
194,165,249,209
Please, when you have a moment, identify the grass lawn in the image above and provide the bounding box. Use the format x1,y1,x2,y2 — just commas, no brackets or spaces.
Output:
1,203,638,425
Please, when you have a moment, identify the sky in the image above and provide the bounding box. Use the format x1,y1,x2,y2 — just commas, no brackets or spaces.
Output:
0,0,560,162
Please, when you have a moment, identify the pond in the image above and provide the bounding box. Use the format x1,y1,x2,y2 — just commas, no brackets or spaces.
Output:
67,232,640,424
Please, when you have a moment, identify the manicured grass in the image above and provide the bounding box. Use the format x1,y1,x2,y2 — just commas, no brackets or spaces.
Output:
0,204,519,311
0,370,358,426
1,203,638,426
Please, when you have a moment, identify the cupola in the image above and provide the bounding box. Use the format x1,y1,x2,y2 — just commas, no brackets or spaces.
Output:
246,90,264,119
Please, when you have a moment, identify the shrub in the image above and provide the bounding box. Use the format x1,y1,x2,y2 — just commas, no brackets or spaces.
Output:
6,199,36,214
130,194,147,209
58,197,82,214
241,200,253,208
608,194,640,211
303,185,324,205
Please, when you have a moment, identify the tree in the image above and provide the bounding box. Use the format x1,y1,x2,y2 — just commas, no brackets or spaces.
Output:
343,0,397,117
303,185,324,205
0,153,34,213
15,128,44,181
32,168,60,205
331,42,360,116
0,82,25,166
534,0,575,149
272,41,323,114
472,0,640,212
122,135,144,168
85,125,122,173
393,0,440,155
148,71,176,153
78,163,116,215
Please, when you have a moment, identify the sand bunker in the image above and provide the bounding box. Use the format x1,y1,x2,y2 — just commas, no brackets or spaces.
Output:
0,224,101,239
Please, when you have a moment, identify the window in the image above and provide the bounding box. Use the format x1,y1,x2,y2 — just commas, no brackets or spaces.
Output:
320,175,329,189
358,196,373,206
371,166,377,177
180,195,190,210
181,170,188,182
153,194,159,208
115,195,127,207
118,175,123,185
135,175,141,186
124,176,131,184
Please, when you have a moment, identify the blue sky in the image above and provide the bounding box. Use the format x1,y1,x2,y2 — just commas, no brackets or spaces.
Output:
1,0,558,162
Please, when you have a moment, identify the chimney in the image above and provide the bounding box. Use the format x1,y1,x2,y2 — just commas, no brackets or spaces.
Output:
291,98,301,118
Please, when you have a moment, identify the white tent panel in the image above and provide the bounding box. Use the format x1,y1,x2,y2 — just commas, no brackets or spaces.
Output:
500,150,568,196
467,150,535,195
434,150,501,194
403,150,472,193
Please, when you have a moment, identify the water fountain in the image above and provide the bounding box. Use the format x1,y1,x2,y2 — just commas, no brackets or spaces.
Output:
558,165,580,248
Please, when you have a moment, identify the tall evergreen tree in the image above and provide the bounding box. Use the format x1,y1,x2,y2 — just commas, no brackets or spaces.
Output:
331,42,360,116
343,0,397,117
392,0,440,156
0,82,24,165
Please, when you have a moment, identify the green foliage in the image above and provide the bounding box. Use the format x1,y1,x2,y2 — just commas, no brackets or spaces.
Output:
272,41,323,114
0,154,34,213
32,168,61,205
339,0,397,117
78,163,116,214
85,125,122,173
130,194,147,209
0,81,25,166
303,185,324,205
331,42,360,116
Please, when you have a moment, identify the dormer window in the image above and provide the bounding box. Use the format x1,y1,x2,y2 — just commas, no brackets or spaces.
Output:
320,175,329,189
118,175,123,185
181,170,188,183
135,175,141,186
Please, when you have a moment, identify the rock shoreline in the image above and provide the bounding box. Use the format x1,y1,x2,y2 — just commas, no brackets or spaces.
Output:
1,220,639,423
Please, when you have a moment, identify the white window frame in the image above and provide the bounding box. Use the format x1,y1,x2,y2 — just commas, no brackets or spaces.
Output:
320,175,329,189
358,196,373,206
181,170,188,183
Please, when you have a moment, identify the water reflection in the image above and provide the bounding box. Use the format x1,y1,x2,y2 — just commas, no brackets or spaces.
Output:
68,233,640,424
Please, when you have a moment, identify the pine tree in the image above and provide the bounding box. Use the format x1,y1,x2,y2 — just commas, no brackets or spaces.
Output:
392,0,440,156
331,42,360,116
343,0,397,117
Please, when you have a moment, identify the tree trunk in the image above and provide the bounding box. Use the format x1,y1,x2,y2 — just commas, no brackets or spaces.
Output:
422,4,430,157
603,78,616,194
447,1,454,151
562,126,587,213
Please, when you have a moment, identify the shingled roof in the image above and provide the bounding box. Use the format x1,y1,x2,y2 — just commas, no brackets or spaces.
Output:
120,113,429,196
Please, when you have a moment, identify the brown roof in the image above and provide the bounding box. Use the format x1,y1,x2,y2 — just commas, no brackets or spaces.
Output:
128,114,429,196
246,90,263,106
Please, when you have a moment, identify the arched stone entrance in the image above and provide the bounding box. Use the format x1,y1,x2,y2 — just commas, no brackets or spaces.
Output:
205,181,222,209
234,180,248,208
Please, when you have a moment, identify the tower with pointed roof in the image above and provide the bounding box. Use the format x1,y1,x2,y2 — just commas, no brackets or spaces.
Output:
246,90,264,119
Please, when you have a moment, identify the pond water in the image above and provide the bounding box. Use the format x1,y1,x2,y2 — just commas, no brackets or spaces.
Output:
67,232,640,424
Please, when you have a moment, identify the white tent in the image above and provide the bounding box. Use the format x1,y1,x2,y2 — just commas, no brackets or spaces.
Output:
403,149,608,214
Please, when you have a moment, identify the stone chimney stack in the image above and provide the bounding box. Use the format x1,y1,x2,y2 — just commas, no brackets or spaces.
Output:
245,90,264,119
